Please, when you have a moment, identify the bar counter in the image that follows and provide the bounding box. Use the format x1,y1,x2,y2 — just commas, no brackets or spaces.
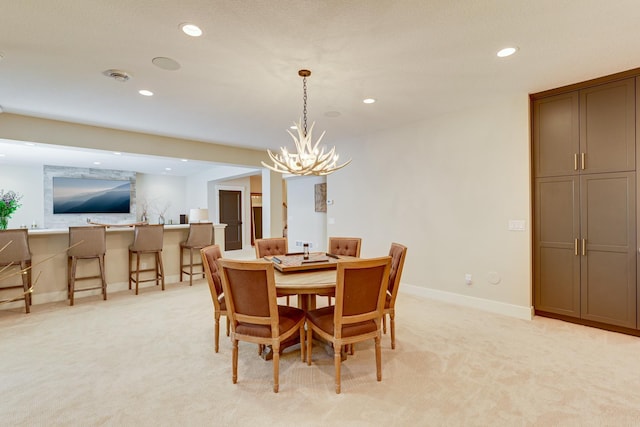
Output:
5,224,226,307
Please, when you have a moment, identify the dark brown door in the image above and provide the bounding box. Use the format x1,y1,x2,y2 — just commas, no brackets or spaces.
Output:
534,176,581,318
580,78,636,174
219,190,242,251
533,91,580,178
580,172,636,328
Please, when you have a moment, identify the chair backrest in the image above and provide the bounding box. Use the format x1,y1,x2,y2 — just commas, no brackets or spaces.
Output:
68,226,106,257
387,243,408,306
184,223,214,247
254,237,288,258
328,237,362,257
131,224,164,251
0,229,31,264
333,256,391,339
217,259,280,338
201,244,224,309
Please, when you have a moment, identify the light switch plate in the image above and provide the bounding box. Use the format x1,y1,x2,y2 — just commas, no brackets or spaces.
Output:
508,220,525,231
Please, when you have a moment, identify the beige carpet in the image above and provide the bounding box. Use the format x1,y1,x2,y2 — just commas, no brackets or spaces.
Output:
2,280,640,426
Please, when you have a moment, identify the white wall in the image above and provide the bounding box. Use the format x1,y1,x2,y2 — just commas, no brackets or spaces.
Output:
286,175,327,253
0,164,43,229
136,173,186,224
328,95,532,315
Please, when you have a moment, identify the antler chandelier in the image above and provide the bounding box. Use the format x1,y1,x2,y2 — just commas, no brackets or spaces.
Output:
262,69,351,176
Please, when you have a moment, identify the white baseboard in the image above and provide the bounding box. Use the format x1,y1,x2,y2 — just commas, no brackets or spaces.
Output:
401,283,534,321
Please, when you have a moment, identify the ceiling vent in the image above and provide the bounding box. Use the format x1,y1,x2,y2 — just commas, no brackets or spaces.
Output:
102,69,132,82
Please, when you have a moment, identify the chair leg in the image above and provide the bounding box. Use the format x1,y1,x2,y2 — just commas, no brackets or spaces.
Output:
299,324,305,362
157,252,165,291
214,312,221,353
128,250,133,290
383,314,387,334
375,336,382,382
22,262,30,314
135,252,141,295
69,257,77,306
272,342,280,393
232,339,239,384
390,312,396,350
306,326,313,365
189,248,194,286
334,342,342,394
179,247,184,282
226,317,230,336
99,255,107,301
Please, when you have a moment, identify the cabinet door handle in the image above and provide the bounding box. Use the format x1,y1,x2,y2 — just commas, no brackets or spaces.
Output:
574,238,579,256
581,152,586,170
574,153,578,171
582,238,586,256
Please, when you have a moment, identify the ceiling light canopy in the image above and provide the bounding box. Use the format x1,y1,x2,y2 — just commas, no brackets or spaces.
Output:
262,69,351,176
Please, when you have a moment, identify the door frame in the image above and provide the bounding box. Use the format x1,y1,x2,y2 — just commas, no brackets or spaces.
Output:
215,185,247,250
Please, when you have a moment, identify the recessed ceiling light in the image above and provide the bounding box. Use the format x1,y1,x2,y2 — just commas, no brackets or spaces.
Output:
181,159,188,162
113,152,121,155
165,167,172,171
497,47,518,58
93,161,101,165
363,98,376,104
180,23,203,37
290,125,298,130
0,154,5,157
24,142,35,146
139,89,154,97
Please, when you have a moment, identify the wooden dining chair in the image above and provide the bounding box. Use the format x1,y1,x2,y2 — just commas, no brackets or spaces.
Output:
383,243,408,349
306,256,391,394
0,229,32,313
200,244,228,353
254,237,290,305
327,237,362,257
218,258,306,393
324,237,362,305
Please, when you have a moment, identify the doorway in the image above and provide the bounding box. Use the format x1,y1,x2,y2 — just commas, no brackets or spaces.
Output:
219,190,243,250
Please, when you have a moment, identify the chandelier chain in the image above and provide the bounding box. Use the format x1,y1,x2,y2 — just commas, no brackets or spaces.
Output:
302,76,308,137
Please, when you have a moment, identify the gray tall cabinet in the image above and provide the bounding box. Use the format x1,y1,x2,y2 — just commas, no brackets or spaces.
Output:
532,75,638,331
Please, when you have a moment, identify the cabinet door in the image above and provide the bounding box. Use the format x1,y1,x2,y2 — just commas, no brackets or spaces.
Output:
533,92,580,177
580,172,636,328
534,176,581,317
580,78,636,173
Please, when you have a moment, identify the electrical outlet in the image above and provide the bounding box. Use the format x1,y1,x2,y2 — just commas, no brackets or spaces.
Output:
464,273,472,285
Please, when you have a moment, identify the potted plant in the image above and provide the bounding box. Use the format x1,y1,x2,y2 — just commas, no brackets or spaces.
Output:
0,189,23,230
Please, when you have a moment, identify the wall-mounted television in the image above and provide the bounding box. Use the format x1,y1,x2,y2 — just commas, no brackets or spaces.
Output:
53,177,131,214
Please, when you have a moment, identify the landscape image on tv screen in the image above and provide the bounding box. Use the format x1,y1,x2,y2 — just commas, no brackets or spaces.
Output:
53,177,131,214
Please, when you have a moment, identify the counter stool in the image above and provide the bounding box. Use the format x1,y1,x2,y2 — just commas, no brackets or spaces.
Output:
0,229,32,313
129,224,164,295
67,226,107,306
180,222,213,286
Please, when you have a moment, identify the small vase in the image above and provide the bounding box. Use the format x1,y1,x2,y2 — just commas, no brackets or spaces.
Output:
158,214,165,225
0,216,8,230
140,212,148,223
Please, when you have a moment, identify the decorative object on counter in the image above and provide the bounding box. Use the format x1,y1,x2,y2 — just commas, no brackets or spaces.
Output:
158,214,165,225
180,214,187,224
189,208,209,223
156,201,170,225
0,189,23,230
262,69,351,176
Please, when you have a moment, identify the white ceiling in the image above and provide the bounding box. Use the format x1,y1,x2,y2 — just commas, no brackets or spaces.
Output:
1,0,640,173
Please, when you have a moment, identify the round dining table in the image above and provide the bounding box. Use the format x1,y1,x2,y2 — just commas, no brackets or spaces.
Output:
274,269,336,311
